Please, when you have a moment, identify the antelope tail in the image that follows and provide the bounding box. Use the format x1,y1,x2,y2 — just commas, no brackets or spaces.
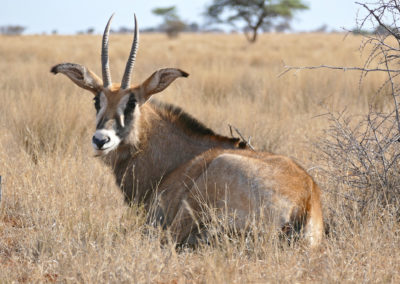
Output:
304,182,324,248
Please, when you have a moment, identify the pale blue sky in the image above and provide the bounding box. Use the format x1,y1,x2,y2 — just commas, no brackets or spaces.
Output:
1,1,362,34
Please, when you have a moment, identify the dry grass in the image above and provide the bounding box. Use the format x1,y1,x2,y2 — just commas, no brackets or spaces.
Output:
0,33,399,282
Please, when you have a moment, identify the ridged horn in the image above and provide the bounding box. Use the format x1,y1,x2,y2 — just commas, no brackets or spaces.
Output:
102,14,114,88
121,14,139,89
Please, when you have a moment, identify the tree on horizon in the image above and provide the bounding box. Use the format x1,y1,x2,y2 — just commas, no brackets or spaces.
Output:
205,0,309,42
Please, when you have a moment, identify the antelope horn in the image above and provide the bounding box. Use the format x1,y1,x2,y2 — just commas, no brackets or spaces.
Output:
102,14,114,88
121,14,139,89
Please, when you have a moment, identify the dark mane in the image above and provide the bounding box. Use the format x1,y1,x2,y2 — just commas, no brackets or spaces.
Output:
150,100,247,149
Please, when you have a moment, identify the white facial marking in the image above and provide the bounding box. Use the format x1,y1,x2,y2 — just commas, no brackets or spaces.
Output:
96,92,108,125
119,114,125,128
116,93,130,128
92,129,121,156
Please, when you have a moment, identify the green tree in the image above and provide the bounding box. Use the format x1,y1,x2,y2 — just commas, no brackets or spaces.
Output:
205,0,309,42
152,6,186,38
0,25,26,35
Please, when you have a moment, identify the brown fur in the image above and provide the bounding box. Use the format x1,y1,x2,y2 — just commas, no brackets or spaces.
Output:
106,100,247,205
51,40,323,248
151,101,246,148
107,100,323,247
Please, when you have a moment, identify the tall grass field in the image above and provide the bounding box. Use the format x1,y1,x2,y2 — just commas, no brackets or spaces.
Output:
0,33,399,282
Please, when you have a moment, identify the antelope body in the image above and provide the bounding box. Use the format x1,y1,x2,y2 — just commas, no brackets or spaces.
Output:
51,15,323,247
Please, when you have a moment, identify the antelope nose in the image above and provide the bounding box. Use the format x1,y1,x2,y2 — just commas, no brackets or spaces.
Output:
92,135,110,149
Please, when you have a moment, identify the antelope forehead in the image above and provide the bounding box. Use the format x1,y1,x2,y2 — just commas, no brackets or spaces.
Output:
96,92,129,115
101,92,133,114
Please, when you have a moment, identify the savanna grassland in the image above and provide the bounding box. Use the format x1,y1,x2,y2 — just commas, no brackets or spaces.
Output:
0,32,399,282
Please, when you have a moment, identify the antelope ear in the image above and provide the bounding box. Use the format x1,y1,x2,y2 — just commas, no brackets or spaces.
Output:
51,63,103,95
138,68,189,102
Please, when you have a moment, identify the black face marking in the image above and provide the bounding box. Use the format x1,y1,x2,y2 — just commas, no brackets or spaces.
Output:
93,95,101,113
96,116,108,130
124,93,137,117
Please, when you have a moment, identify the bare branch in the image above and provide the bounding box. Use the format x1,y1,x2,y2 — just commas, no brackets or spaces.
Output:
381,45,400,133
278,64,400,78
356,1,400,41
228,124,256,151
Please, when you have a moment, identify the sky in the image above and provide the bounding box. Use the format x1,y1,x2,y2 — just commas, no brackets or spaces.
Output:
0,0,363,34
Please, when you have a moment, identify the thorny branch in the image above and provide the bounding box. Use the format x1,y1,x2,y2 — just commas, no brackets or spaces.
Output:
278,65,400,78
281,1,400,218
228,124,256,151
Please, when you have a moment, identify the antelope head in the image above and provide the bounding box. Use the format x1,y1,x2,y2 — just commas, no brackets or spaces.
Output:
51,14,188,156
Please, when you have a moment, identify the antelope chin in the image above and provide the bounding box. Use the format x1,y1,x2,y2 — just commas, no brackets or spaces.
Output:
93,146,117,157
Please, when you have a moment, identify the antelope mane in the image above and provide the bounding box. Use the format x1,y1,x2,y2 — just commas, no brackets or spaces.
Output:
150,100,246,147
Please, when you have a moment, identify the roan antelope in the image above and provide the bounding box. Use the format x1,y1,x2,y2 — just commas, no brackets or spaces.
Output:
51,14,323,247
